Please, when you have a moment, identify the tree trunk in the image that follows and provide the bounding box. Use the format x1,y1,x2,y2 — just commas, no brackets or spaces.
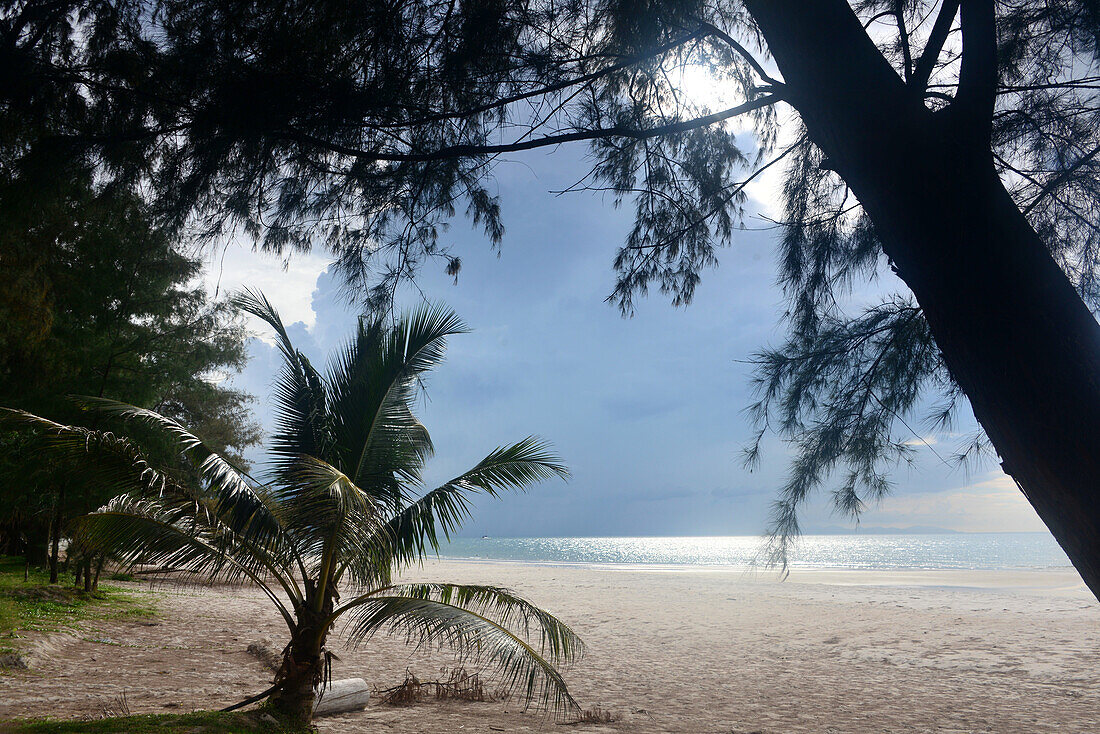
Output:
91,554,105,592
268,628,325,724
745,0,1100,599
83,557,93,593
48,490,62,585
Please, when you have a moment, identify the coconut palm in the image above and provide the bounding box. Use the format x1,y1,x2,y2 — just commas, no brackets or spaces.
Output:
0,292,581,724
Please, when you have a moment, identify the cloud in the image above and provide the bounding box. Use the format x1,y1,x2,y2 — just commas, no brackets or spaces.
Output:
200,147,1042,540
200,238,331,333
862,471,1047,533
902,434,939,447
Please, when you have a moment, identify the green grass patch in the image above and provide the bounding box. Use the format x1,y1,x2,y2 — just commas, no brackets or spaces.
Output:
0,556,157,657
0,709,310,734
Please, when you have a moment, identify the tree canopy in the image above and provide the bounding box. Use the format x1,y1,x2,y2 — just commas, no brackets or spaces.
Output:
5,0,1100,588
6,1,1096,298
0,164,260,570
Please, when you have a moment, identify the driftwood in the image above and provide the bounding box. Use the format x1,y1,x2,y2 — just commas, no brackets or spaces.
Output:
313,678,370,716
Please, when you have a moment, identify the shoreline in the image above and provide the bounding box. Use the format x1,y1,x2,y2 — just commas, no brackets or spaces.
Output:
436,554,1085,589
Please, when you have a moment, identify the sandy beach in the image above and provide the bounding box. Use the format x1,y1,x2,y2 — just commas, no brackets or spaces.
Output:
1,560,1098,732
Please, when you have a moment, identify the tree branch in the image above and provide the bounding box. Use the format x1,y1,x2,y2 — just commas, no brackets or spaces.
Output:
695,20,782,86
282,94,780,164
620,136,803,252
1021,142,1100,216
911,0,961,94
955,0,997,139
376,27,715,130
895,2,914,82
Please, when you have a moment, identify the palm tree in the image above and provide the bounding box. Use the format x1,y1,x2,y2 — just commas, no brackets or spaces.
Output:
0,292,581,724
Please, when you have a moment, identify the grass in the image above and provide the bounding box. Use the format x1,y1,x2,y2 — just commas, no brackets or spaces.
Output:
0,561,313,734
0,709,310,733
0,556,156,659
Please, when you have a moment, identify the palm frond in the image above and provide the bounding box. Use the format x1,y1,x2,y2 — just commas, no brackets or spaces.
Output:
327,320,432,505
71,397,292,567
343,583,584,662
391,302,471,378
333,304,468,497
230,289,299,368
233,289,338,478
383,437,568,567
277,455,389,579
337,586,581,715
271,353,333,467
76,497,297,629
3,406,306,607
0,408,170,496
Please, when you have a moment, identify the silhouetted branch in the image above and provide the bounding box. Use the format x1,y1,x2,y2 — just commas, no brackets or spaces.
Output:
895,2,914,82
375,27,715,130
620,136,802,251
280,95,780,163
696,20,782,87
1022,143,1100,216
955,0,997,136
911,0,961,93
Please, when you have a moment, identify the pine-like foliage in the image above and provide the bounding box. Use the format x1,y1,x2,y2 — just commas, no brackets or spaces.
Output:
6,0,1100,556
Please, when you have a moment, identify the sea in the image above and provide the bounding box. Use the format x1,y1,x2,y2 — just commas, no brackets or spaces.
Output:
437,533,1072,571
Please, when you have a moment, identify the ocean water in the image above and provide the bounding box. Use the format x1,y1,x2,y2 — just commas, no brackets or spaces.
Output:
437,534,1072,571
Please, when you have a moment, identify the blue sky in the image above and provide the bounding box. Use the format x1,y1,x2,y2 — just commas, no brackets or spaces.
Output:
208,145,1048,538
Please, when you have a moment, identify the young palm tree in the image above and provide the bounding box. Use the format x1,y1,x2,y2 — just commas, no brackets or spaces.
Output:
0,292,581,724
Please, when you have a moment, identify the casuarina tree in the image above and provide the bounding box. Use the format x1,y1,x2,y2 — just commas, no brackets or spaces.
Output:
5,0,1100,596
0,173,259,583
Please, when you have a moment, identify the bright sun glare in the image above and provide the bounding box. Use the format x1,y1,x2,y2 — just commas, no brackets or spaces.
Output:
673,64,753,132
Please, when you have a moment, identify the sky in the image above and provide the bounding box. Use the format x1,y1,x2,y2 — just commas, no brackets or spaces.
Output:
201,143,1050,539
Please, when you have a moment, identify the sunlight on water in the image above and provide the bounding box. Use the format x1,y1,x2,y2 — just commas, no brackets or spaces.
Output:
439,534,1071,571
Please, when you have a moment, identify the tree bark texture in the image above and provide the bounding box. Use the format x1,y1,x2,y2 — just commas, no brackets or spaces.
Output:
744,0,1100,599
268,618,327,724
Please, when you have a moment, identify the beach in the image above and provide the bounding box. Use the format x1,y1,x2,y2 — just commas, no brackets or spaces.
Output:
1,560,1098,732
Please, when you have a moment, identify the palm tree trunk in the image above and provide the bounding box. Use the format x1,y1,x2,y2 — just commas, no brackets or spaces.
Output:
268,627,325,724
744,0,1100,599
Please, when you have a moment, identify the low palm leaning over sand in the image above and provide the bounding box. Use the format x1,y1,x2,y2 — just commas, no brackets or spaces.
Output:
0,291,582,725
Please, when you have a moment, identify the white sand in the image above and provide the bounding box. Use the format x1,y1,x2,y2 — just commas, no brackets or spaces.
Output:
2,560,1098,732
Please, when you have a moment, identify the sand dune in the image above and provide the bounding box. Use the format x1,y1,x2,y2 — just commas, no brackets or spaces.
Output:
1,560,1098,732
